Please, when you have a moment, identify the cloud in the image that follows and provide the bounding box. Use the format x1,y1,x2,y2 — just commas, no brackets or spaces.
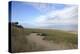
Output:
34,5,78,27
29,3,72,14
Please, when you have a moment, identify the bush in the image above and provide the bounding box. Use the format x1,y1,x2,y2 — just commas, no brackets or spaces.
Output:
43,37,47,40
41,33,47,36
16,25,23,28
31,31,39,33
9,22,24,28
31,31,36,33
37,33,40,35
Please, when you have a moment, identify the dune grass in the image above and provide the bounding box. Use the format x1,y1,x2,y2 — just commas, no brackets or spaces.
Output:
11,27,78,53
11,26,45,53
11,26,30,53
24,28,78,48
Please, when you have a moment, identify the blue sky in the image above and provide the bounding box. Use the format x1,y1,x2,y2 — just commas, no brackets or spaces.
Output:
11,1,41,24
11,1,78,31
11,1,69,23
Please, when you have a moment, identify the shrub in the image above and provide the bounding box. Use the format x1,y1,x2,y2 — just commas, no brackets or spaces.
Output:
31,31,39,33
41,33,47,36
16,25,23,28
37,33,40,35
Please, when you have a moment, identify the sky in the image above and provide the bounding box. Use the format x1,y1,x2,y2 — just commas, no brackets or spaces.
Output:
11,1,78,31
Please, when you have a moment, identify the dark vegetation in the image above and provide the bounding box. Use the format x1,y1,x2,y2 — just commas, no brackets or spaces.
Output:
10,22,23,28
40,33,47,36
31,31,37,33
37,33,47,36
